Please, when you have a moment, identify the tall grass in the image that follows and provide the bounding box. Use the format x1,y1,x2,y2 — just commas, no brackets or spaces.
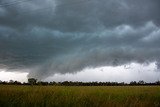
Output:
0,85,160,107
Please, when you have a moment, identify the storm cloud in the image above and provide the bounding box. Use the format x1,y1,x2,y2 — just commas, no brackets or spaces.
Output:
0,0,160,79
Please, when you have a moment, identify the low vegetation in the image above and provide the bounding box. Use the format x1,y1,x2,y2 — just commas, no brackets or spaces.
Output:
0,85,160,107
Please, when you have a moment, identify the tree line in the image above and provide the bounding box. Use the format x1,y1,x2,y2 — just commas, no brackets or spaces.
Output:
0,78,160,86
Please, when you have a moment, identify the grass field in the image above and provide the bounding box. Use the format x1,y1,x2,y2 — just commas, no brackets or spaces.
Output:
0,85,160,107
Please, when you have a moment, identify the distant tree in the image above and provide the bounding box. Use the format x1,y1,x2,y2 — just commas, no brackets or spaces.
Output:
37,81,49,86
155,81,160,85
28,78,37,85
119,82,125,86
14,81,22,85
138,80,145,85
130,81,137,85
62,81,70,86
48,81,57,85
9,80,14,84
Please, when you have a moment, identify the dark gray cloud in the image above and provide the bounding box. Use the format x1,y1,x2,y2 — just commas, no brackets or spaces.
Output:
0,0,160,79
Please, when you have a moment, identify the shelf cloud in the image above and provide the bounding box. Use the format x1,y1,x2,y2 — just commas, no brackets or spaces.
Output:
0,0,160,79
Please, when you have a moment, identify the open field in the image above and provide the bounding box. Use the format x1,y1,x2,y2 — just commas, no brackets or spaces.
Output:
0,85,160,107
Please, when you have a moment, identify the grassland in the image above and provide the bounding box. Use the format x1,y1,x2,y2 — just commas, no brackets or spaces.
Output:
0,85,160,107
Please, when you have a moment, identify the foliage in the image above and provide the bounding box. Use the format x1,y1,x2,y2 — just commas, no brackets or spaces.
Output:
0,79,160,86
28,78,37,85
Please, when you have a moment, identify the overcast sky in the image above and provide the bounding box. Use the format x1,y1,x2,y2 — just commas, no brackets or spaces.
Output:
0,0,160,82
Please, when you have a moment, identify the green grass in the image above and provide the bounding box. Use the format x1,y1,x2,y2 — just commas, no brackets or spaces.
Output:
0,85,160,107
